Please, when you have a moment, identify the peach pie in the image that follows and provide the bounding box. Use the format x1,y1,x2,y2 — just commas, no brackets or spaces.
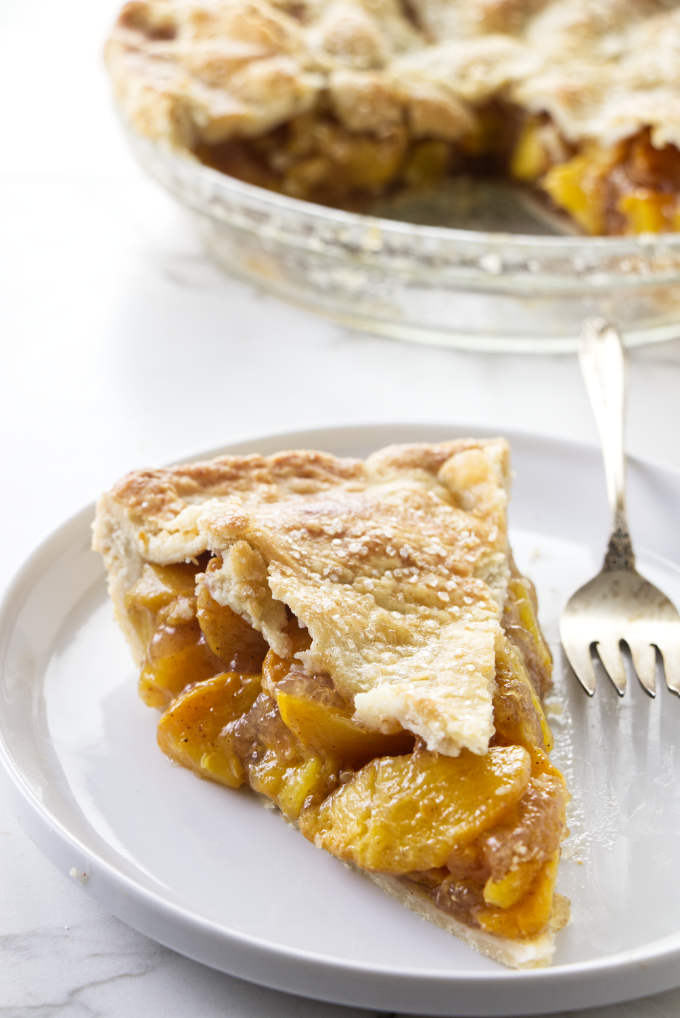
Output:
93,439,569,968
106,0,680,235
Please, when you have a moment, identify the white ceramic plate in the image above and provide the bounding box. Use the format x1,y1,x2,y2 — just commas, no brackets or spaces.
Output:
1,423,680,1016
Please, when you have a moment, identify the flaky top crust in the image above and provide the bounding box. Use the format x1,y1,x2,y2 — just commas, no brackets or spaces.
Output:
105,0,680,154
93,439,512,756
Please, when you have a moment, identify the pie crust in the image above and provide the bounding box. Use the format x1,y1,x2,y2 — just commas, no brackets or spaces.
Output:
105,0,680,234
93,439,570,967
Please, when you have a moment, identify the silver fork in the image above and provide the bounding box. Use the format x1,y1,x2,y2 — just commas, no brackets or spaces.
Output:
560,319,680,698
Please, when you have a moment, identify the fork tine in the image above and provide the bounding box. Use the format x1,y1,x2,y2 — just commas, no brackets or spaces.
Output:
627,640,657,697
595,639,626,696
658,641,680,697
561,636,597,696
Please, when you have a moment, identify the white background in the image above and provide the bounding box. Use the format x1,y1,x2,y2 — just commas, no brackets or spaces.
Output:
2,1,680,1014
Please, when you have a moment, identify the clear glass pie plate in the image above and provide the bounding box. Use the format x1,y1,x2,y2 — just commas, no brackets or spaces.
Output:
125,128,680,353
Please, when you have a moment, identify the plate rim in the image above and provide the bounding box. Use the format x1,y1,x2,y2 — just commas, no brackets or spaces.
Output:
2,420,680,1015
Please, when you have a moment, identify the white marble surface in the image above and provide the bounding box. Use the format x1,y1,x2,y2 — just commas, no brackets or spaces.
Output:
2,1,680,1015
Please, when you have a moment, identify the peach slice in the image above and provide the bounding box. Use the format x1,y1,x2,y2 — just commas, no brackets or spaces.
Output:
157,671,261,787
196,580,268,672
302,745,532,874
476,853,560,938
140,623,225,707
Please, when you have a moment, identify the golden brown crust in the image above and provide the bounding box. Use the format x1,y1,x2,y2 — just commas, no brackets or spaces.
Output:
107,450,366,538
105,0,680,153
93,439,511,756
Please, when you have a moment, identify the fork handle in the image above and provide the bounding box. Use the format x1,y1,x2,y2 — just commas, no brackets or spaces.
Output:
579,319,635,571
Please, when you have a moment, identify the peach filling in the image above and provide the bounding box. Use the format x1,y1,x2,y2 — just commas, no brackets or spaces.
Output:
195,107,680,235
125,557,568,939
516,122,680,234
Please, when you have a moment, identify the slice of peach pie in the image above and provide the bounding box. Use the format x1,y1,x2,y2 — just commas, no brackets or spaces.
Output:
105,0,680,235
93,439,569,967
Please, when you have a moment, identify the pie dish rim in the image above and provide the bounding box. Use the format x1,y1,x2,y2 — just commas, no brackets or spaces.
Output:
119,125,680,352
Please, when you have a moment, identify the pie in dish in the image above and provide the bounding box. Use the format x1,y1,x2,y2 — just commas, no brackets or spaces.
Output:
105,0,680,235
92,438,569,968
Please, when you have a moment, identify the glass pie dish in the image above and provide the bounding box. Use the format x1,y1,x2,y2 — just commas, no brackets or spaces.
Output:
125,128,680,352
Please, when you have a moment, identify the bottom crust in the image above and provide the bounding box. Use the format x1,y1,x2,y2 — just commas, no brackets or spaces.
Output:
367,872,569,969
